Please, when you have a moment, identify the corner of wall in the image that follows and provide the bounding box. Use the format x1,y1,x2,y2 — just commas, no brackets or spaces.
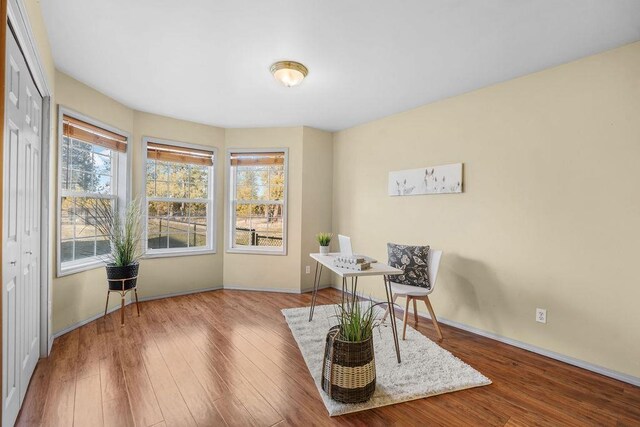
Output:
300,127,334,291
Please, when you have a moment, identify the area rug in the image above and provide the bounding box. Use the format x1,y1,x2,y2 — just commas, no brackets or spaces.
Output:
281,304,491,416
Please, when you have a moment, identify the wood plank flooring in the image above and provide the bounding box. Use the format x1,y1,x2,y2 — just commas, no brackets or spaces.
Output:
15,288,640,426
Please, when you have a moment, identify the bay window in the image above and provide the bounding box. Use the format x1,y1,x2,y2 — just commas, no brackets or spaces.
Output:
227,149,288,254
58,110,129,276
143,138,216,257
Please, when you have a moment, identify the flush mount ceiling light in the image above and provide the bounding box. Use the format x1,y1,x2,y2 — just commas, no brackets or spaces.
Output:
270,61,309,87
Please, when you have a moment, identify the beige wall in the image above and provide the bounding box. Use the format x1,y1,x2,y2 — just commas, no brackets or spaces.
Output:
223,127,304,292
332,42,640,378
22,0,640,380
132,112,225,298
300,127,333,291
23,0,55,87
53,72,134,333
52,73,226,333
51,78,332,332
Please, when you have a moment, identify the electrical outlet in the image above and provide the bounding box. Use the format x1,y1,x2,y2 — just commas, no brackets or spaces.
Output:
305,266,310,274
536,308,547,324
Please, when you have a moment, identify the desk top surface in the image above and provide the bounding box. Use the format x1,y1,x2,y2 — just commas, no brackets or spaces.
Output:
310,253,402,277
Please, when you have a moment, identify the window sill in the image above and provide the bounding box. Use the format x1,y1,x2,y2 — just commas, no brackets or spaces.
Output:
57,258,106,278
143,248,217,259
226,247,287,256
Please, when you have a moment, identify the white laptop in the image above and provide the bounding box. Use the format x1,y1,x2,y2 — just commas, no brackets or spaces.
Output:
338,235,377,263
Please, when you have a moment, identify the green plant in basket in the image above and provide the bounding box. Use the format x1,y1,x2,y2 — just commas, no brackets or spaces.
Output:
334,299,385,342
322,297,383,403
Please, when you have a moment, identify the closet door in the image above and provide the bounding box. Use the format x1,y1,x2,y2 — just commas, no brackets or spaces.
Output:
19,37,42,402
2,26,42,427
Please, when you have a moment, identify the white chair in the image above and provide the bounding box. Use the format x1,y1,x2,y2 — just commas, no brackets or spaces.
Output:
382,249,443,341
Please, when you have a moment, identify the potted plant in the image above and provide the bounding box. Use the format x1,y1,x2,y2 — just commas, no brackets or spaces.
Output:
321,301,382,403
86,198,144,291
316,232,332,255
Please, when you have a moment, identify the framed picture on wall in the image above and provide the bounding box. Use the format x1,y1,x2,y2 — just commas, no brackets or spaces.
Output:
388,163,463,196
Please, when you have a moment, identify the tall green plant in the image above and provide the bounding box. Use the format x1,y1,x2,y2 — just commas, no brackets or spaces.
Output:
84,198,144,266
334,300,385,342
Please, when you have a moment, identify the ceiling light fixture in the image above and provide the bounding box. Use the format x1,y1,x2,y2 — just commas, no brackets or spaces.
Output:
270,61,308,87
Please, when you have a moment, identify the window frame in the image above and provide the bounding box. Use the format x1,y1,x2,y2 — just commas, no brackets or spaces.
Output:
56,107,131,277
141,136,217,259
226,147,288,256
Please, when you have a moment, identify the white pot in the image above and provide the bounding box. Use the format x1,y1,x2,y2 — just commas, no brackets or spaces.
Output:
319,245,330,255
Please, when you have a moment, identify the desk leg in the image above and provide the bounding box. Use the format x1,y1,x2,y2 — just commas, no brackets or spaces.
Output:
308,262,322,321
384,275,401,363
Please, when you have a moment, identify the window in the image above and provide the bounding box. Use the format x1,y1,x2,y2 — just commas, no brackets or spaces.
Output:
143,138,215,257
228,149,287,254
58,111,129,276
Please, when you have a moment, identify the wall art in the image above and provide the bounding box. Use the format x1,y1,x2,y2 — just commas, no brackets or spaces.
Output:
388,163,463,196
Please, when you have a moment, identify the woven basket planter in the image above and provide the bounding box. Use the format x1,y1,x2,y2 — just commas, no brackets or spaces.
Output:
321,325,376,403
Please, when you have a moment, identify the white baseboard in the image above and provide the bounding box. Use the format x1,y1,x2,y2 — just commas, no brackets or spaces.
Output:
436,316,640,387
53,303,124,338
52,284,307,338
50,282,640,387
138,286,223,302
221,283,333,294
222,285,303,294
52,285,223,338
300,283,333,294
329,284,640,387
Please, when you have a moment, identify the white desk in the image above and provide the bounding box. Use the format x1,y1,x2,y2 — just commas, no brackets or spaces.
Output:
308,252,404,363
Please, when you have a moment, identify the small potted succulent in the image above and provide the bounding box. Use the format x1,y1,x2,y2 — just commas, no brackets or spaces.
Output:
316,232,332,255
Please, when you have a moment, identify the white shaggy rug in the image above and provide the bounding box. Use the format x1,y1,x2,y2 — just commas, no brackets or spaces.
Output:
282,304,491,416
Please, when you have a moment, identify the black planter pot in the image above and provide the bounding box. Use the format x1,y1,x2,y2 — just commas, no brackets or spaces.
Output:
106,262,139,291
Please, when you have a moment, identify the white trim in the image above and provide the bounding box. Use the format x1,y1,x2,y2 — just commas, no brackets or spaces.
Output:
226,247,288,256
331,284,640,387
52,302,127,339
300,283,333,294
53,285,309,338
137,286,223,302
141,136,218,258
222,285,302,294
6,0,54,360
56,106,132,278
225,147,289,255
56,258,105,278
52,285,223,338
143,248,217,259
435,315,640,387
40,96,52,356
7,0,52,96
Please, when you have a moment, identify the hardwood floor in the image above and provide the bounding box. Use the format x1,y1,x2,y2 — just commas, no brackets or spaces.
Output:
15,288,640,426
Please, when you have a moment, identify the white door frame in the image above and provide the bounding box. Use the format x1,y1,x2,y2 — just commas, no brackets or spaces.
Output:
6,0,53,356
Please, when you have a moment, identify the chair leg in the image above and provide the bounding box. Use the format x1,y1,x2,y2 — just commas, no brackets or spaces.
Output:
104,291,110,318
402,296,411,340
134,288,141,317
412,298,418,324
381,294,399,322
424,296,443,340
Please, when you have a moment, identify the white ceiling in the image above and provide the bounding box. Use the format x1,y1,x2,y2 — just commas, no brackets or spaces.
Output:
41,1,640,131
